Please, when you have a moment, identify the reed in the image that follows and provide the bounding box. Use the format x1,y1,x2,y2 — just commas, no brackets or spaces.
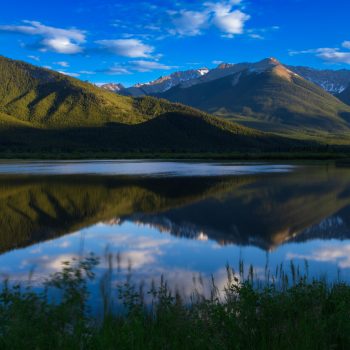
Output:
1,254,350,349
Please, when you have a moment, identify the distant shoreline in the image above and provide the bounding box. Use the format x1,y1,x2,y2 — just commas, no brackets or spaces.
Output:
0,151,350,161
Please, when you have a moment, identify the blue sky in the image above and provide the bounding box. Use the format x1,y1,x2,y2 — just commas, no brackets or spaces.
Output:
0,0,349,86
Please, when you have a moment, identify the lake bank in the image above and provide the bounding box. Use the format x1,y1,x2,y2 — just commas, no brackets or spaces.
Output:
1,151,350,161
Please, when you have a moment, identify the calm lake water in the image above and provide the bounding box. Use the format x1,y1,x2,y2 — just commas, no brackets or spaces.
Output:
1,160,350,301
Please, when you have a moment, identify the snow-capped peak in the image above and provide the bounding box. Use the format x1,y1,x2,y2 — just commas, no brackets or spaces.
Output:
98,83,125,92
129,68,209,95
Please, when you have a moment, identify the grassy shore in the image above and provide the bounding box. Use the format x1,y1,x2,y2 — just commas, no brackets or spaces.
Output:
1,150,350,160
1,256,350,349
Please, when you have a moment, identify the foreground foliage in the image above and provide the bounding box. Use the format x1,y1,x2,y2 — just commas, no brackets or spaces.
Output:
1,256,350,349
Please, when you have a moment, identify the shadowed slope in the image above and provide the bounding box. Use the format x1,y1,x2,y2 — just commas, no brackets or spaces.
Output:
0,111,310,154
339,85,350,106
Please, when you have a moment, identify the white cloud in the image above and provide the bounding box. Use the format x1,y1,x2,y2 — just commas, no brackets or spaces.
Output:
104,66,132,75
287,244,350,269
54,61,69,67
96,39,154,58
169,0,249,38
58,70,80,77
249,33,264,40
56,240,71,248
102,60,175,75
0,20,86,54
208,2,250,37
316,48,350,65
40,37,82,54
79,70,96,75
342,41,350,49
171,10,208,36
289,43,350,65
28,55,40,61
46,254,77,271
130,60,175,72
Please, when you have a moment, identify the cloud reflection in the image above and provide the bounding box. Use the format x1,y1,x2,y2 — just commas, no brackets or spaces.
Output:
287,243,350,269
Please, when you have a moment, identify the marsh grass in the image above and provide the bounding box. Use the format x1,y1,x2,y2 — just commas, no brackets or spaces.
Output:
1,254,350,349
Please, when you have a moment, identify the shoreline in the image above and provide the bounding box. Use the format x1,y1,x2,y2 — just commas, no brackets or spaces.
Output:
0,151,350,161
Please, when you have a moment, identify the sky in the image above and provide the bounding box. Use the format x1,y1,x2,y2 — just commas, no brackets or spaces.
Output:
0,0,349,87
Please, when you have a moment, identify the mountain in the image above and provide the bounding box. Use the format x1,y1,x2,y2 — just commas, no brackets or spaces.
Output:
339,85,350,105
186,62,350,95
99,83,125,93
157,58,350,137
179,59,284,88
121,68,209,97
287,66,350,94
0,55,152,126
0,55,299,155
109,60,350,97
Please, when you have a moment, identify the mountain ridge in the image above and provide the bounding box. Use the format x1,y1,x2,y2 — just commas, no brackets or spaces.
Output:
106,58,350,97
119,68,210,96
0,55,305,154
155,60,350,137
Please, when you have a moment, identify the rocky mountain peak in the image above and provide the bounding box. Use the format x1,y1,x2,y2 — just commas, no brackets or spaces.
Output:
99,83,125,92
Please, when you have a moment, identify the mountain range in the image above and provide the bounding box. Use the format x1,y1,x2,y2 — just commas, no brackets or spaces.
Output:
103,58,350,96
287,66,350,94
100,68,209,96
99,58,350,142
0,55,300,155
1,54,350,156
155,58,350,139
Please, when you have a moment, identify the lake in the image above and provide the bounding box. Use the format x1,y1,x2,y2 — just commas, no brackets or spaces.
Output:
1,160,350,301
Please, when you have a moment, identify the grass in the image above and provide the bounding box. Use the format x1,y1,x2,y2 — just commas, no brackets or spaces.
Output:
1,255,350,349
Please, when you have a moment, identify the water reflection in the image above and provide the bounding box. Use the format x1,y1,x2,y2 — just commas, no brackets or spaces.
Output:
1,163,350,292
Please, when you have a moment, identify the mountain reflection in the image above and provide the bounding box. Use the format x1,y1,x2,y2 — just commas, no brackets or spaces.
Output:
1,164,350,253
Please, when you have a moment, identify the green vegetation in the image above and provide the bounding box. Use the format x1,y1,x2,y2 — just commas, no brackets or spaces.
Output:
0,112,313,154
1,256,350,349
0,55,146,126
0,55,207,128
